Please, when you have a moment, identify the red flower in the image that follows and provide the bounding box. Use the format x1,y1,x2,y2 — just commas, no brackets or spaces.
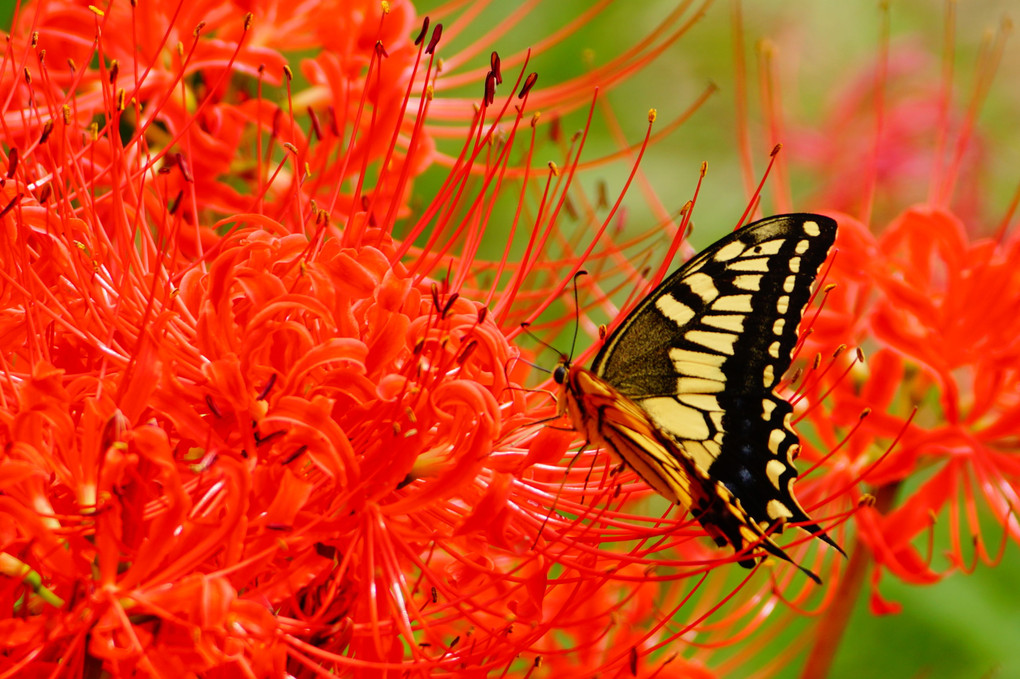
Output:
2,1,814,676
785,6,1018,622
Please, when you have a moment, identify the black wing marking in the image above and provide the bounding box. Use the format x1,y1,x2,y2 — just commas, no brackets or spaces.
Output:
591,214,839,548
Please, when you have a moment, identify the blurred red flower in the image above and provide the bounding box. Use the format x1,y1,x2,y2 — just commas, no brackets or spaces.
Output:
788,15,1019,618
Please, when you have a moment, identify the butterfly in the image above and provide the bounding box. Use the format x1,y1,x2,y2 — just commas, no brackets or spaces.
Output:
554,213,843,582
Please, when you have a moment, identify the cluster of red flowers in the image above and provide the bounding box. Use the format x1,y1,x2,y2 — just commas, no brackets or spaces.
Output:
0,0,1016,676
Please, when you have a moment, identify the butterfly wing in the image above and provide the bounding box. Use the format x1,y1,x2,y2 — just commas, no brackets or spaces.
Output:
590,214,839,552
561,363,820,579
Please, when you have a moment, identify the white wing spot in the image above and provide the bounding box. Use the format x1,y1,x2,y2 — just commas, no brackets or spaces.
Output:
714,240,747,262
803,220,821,237
684,272,719,303
656,294,695,326
711,294,753,313
733,275,762,291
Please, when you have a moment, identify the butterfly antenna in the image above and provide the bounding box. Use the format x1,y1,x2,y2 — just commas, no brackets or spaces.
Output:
519,322,565,361
568,270,588,360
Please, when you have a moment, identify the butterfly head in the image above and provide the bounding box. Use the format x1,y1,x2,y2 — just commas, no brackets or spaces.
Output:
552,362,568,385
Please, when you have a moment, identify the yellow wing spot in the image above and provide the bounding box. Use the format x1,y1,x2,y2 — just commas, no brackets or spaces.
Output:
789,256,802,273
762,398,777,419
795,239,811,254
676,376,726,394
711,294,753,313
669,347,726,367
768,427,786,454
773,318,786,336
763,364,775,387
684,272,719,303
733,274,762,291
685,329,738,355
681,439,718,471
783,274,797,293
704,314,746,333
754,239,786,255
766,459,786,489
656,294,695,326
767,498,795,520
672,361,726,382
710,412,725,433
639,396,711,440
789,443,801,460
777,295,790,314
729,257,771,272
803,220,821,237
713,240,748,262
768,340,782,358
678,393,721,411
669,348,727,382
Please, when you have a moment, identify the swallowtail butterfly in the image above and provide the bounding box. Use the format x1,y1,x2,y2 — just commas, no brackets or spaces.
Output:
554,213,842,582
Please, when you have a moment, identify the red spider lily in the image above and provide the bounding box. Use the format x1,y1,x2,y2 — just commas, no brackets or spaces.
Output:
803,206,1020,610
735,8,1020,678
0,0,856,676
688,4,1020,675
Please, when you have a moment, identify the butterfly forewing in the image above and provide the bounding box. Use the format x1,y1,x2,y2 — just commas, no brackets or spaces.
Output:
589,214,839,554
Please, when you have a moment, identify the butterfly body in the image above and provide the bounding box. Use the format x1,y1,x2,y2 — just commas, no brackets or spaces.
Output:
554,214,841,580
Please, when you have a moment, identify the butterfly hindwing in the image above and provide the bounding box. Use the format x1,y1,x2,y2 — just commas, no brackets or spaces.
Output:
561,363,802,573
589,214,839,553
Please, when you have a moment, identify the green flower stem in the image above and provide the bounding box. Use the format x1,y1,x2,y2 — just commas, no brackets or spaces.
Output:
801,483,900,679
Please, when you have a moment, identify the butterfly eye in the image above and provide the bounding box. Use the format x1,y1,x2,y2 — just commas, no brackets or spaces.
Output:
553,365,567,384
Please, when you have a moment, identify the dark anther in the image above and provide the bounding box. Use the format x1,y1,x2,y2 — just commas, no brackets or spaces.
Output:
484,72,496,106
0,194,23,219
257,373,277,400
307,107,322,140
205,395,222,418
490,51,502,84
426,23,443,55
414,17,430,46
167,190,183,215
519,72,538,98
